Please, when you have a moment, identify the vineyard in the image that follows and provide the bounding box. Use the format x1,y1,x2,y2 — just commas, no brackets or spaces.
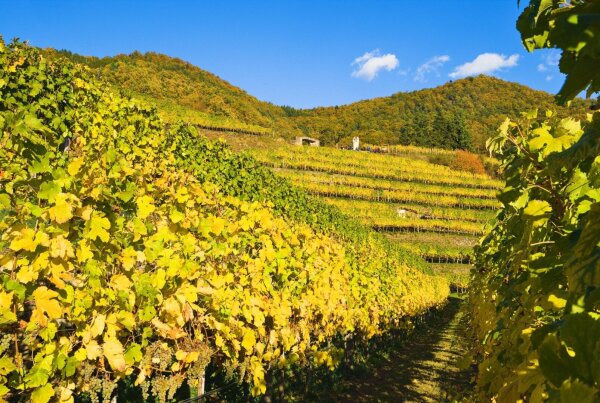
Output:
243,143,501,291
2,0,600,401
0,39,451,402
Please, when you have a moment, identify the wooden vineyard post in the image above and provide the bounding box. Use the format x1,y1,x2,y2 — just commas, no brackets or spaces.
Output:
189,370,205,400
199,371,206,398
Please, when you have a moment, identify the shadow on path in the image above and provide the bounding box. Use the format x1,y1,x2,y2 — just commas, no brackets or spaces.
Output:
331,298,473,402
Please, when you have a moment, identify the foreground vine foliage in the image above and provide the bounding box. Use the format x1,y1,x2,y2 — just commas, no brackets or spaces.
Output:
469,110,600,401
0,40,448,402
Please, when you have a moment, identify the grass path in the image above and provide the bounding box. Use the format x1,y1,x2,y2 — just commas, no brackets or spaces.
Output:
332,298,473,402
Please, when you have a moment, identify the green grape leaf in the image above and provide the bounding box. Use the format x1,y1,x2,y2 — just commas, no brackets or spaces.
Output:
523,199,552,227
30,383,55,403
558,378,598,403
124,343,143,365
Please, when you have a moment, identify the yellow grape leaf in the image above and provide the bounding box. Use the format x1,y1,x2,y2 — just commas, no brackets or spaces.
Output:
9,228,38,252
264,246,276,262
0,253,15,271
136,195,155,219
90,186,101,199
67,157,84,176
131,218,147,241
166,256,183,278
186,351,200,363
73,77,89,89
117,311,136,331
0,357,15,378
86,340,102,360
58,385,74,403
255,341,266,356
78,205,93,221
90,313,106,338
548,294,567,309
134,366,147,386
31,252,49,272
49,193,74,224
209,217,227,235
241,328,256,355
169,208,185,224
151,318,186,339
111,274,132,291
152,269,166,290
16,265,38,283
522,327,534,335
103,338,126,372
215,334,225,348
74,348,87,362
162,297,184,326
120,247,137,270
151,318,171,338
30,383,55,403
175,350,187,361
32,286,62,320
48,261,69,290
49,236,74,259
76,241,93,263
176,283,198,304
0,291,13,310
556,117,583,137
85,212,110,242
175,187,189,203
249,358,266,396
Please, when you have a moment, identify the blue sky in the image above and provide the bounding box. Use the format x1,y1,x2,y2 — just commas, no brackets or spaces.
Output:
0,1,564,108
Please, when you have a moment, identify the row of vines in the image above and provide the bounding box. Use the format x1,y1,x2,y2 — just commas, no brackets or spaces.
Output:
0,40,448,402
321,198,495,223
252,147,502,189
275,168,498,199
289,180,497,211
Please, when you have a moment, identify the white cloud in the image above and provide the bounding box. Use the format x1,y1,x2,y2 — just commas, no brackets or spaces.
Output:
545,51,560,66
449,53,519,79
352,49,399,81
414,55,450,82
537,51,561,76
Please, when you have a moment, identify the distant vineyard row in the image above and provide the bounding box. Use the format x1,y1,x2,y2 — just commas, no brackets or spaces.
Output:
255,151,502,189
322,198,494,224
276,168,498,199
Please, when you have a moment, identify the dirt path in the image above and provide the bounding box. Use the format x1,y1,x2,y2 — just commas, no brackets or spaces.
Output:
332,298,473,402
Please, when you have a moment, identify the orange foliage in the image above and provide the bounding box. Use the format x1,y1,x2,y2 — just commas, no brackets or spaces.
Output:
451,150,486,175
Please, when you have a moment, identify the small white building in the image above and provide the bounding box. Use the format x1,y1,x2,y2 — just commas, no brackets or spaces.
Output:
352,136,360,151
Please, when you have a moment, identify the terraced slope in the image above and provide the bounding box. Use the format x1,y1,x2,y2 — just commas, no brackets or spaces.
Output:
246,143,501,289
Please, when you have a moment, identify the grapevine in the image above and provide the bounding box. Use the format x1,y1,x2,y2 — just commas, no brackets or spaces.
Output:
0,39,449,402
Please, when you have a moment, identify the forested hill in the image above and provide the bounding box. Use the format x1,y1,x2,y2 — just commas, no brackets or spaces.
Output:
43,49,298,135
46,49,590,150
291,76,591,149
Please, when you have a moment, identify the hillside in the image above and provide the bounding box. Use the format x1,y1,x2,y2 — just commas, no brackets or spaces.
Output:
43,49,293,135
45,49,590,150
199,130,500,290
1,39,451,402
290,75,591,149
